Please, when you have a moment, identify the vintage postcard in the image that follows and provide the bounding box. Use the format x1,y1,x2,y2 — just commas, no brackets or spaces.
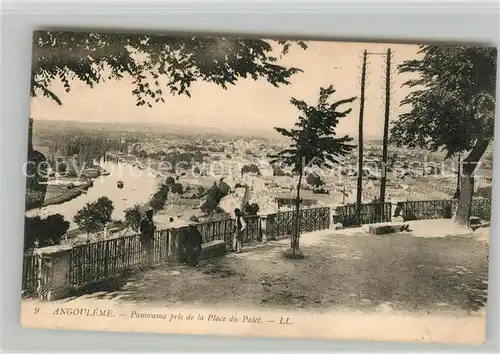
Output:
22,30,496,344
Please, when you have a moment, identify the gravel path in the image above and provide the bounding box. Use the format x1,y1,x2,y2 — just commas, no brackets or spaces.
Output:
76,226,489,315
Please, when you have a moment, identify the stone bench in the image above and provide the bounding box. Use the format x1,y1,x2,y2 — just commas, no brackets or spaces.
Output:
200,240,226,260
470,216,482,231
368,223,410,235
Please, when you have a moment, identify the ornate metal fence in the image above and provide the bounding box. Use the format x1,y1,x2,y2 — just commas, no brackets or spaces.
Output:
396,198,491,221
196,216,261,247
69,230,169,288
398,200,453,221
335,203,392,227
196,218,234,246
26,207,333,294
241,216,262,244
269,207,331,239
271,210,294,239
299,207,330,232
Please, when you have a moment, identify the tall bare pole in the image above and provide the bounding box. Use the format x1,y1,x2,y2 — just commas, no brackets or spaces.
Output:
379,48,392,206
356,50,367,225
454,151,461,199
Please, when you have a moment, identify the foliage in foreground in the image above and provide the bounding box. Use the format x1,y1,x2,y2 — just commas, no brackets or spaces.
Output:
32,31,307,106
24,214,70,251
391,45,497,226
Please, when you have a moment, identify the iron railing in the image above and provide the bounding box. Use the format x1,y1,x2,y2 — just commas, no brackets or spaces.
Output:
268,207,330,238
196,215,261,247
334,202,392,227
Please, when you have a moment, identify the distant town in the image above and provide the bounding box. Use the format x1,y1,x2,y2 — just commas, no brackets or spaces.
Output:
27,118,493,243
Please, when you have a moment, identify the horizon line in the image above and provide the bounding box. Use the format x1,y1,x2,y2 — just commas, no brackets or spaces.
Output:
32,118,386,140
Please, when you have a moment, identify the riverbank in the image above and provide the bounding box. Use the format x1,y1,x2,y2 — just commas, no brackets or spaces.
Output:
41,182,94,208
26,161,159,229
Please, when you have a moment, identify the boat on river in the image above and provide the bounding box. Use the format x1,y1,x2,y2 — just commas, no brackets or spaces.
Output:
117,180,124,189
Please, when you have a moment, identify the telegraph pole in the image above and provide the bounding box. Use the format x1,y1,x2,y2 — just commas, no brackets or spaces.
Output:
454,151,461,199
356,50,367,225
379,48,392,207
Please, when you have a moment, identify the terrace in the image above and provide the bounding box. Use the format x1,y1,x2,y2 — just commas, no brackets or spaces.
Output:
23,199,491,306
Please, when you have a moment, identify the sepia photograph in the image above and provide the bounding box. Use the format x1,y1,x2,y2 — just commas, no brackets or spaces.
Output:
21,29,496,344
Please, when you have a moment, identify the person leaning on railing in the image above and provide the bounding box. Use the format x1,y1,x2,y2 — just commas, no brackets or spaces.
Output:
139,207,156,268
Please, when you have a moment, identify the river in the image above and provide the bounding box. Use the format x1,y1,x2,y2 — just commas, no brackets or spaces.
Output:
25,159,159,230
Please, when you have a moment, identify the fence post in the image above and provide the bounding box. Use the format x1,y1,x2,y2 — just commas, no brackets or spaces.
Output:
103,241,110,277
168,226,187,263
259,215,268,243
329,206,339,228
451,199,459,219
34,244,73,301
266,213,276,241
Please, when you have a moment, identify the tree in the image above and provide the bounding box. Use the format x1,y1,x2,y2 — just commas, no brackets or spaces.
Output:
124,204,143,232
306,172,324,188
25,118,48,211
32,31,307,106
270,86,356,258
74,197,114,235
475,186,492,199
243,202,260,216
165,176,176,186
272,165,286,176
201,182,228,214
391,45,496,227
150,183,169,212
388,153,398,170
196,186,206,197
24,213,70,251
25,149,48,210
171,183,184,194
189,215,200,223
241,164,261,176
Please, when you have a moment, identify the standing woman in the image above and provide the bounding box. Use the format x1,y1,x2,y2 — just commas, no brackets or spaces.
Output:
233,208,246,253
139,207,156,268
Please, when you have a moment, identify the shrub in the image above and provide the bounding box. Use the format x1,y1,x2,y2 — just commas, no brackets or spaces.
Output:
243,202,260,216
189,215,200,223
241,164,261,176
24,213,70,251
74,197,114,234
124,204,143,232
306,172,324,188
165,176,175,186
171,183,184,194
197,186,206,197
201,182,228,214
150,182,170,212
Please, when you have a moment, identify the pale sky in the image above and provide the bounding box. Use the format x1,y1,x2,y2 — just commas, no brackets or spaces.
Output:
30,40,420,139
